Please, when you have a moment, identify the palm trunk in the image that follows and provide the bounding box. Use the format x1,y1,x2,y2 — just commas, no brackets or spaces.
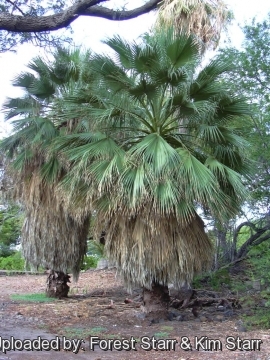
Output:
143,282,170,321
46,270,71,298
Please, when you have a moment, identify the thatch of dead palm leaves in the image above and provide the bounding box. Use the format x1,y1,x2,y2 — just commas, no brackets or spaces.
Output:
156,0,229,49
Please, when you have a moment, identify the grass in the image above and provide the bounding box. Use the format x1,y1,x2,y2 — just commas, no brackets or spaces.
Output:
61,327,87,339
231,280,247,292
10,293,56,303
153,331,170,338
159,325,174,331
90,326,107,334
243,308,270,329
61,326,108,339
239,295,256,308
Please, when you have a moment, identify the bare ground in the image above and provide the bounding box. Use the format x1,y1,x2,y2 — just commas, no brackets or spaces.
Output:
0,270,269,360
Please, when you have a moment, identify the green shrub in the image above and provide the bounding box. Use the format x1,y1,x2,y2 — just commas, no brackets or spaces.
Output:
81,255,99,270
192,268,231,290
209,268,231,289
0,251,25,270
246,242,270,285
87,240,105,257
0,205,23,251
0,244,15,257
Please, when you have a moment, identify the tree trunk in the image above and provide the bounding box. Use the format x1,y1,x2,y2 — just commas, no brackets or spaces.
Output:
169,283,194,309
143,282,170,321
46,270,71,298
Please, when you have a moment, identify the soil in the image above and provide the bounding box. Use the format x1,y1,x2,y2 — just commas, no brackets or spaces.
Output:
0,269,269,360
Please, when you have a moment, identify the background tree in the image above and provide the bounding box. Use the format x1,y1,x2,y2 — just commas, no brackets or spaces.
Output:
219,14,270,215
208,14,270,269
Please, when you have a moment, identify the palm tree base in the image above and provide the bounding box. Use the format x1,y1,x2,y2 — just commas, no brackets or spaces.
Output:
46,270,70,298
143,282,170,320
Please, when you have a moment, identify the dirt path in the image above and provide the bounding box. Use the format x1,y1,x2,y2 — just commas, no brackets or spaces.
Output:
0,324,88,359
0,312,112,360
0,271,269,360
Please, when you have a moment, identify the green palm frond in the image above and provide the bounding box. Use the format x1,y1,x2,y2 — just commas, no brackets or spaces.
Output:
40,156,62,183
3,96,40,120
103,35,135,69
12,148,35,171
12,72,36,89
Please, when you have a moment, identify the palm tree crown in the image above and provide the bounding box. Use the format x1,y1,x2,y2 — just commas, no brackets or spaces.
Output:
1,48,92,280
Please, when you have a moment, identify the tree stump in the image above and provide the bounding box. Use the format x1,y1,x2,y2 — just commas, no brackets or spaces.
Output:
46,270,70,298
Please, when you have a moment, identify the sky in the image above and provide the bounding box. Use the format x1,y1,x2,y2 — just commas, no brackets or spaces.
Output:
0,0,270,136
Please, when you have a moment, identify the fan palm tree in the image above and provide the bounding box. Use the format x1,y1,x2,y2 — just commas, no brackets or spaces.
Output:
155,0,229,50
1,48,92,296
55,29,251,316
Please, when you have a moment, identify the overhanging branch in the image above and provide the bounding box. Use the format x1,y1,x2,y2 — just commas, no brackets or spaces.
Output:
0,0,161,32
81,1,161,21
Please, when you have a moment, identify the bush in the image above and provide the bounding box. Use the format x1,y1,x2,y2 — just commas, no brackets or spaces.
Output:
0,205,23,251
87,240,105,257
0,244,15,257
192,268,231,290
81,255,99,270
0,251,25,270
246,242,270,285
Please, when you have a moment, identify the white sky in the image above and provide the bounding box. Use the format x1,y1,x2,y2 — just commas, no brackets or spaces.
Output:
0,0,270,136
